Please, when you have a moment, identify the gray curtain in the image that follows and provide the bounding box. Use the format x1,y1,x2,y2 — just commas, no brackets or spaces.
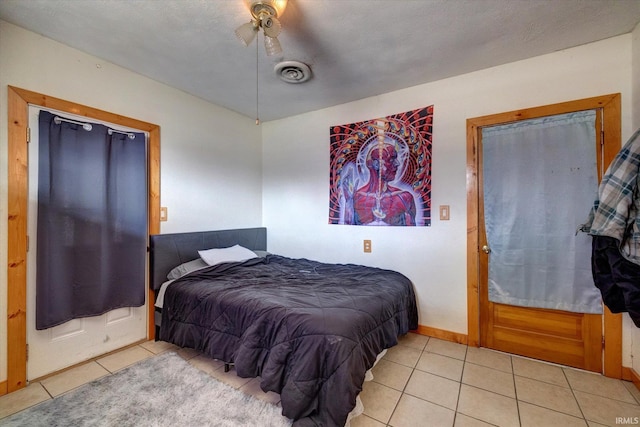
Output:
482,110,602,313
36,110,147,330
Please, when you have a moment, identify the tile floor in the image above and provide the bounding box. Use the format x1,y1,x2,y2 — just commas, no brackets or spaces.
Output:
1,333,640,426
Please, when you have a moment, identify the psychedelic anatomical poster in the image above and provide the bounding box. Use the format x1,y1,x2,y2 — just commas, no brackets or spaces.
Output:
329,106,433,226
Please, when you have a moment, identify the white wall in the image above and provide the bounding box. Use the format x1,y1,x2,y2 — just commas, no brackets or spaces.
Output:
0,21,263,382
635,22,640,133
262,35,635,363
630,22,640,374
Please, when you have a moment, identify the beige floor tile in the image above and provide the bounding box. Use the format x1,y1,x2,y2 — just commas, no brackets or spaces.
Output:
426,338,467,360
349,414,386,427
623,381,640,404
96,345,154,372
383,344,422,368
575,390,640,426
462,363,515,398
360,380,402,424
40,361,110,397
512,356,569,388
515,375,582,417
404,369,460,410
416,352,464,382
519,401,587,427
139,339,179,354
465,347,512,373
371,359,413,391
587,422,611,427
176,346,201,360
457,384,519,427
0,382,50,419
207,364,253,389
389,393,455,427
397,332,429,351
564,368,637,404
453,413,495,426
239,377,281,405
188,353,226,375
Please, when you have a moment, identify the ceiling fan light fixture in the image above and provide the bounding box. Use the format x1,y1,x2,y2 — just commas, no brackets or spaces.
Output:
261,14,281,38
235,21,258,46
244,0,288,20
237,0,287,55
271,0,288,16
264,35,282,56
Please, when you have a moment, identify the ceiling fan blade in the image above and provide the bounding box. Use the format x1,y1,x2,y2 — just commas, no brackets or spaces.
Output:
261,15,281,38
235,21,258,46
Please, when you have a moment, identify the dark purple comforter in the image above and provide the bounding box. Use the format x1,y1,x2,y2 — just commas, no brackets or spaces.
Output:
159,255,418,427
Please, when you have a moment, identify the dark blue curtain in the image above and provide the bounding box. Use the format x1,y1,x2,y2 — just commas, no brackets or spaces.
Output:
36,111,147,330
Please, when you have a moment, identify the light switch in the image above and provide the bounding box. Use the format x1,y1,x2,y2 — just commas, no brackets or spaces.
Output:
160,207,168,222
439,205,450,221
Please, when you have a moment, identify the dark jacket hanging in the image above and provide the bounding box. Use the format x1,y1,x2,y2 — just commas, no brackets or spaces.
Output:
581,128,640,326
36,110,147,330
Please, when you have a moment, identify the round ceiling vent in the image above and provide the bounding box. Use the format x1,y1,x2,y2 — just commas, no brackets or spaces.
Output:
274,61,312,84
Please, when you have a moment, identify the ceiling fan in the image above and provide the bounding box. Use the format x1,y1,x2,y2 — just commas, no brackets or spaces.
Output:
235,0,288,56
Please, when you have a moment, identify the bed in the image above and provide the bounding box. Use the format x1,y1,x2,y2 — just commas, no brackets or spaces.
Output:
150,228,418,427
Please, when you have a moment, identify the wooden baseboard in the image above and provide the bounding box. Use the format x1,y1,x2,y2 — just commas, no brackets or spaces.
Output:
0,380,7,397
626,367,640,391
414,324,468,345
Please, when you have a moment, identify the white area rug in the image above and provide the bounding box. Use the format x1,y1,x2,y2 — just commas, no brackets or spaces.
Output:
0,352,292,427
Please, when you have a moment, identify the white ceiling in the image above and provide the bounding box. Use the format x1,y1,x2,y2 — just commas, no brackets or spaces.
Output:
1,0,640,122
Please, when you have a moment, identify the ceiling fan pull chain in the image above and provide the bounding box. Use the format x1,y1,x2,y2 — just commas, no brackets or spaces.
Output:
256,37,260,126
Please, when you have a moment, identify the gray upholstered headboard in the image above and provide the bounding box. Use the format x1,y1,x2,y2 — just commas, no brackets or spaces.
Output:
149,227,267,291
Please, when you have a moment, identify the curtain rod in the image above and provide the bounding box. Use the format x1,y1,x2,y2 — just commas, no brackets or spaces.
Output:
54,116,92,131
54,116,136,139
108,128,136,140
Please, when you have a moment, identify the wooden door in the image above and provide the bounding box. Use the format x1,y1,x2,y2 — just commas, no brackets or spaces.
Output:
466,94,623,376
479,240,603,370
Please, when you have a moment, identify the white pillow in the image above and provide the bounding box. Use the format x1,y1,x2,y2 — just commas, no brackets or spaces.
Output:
198,244,258,266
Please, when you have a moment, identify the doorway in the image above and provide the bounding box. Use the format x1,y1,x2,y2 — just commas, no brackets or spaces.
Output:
7,86,161,392
25,106,148,379
466,94,623,378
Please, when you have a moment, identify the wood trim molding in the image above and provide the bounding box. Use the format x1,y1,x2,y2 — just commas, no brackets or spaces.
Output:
6,86,160,392
466,120,480,348
7,86,29,392
600,96,623,379
627,367,640,390
466,93,623,378
415,324,468,345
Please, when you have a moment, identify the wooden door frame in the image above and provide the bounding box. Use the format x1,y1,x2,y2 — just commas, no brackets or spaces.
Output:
6,86,161,392
466,93,623,378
